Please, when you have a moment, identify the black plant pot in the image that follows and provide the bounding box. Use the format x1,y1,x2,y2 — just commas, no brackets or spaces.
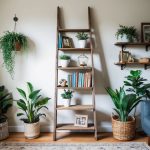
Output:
141,101,150,135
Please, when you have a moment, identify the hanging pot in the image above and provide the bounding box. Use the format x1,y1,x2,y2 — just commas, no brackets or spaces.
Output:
15,42,21,51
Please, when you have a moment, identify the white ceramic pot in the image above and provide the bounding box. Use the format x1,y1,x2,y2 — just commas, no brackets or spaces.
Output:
79,40,87,48
24,122,40,139
63,99,71,107
60,59,70,67
0,121,9,141
118,34,129,42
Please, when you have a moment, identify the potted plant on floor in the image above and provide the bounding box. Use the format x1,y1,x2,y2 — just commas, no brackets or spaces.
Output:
76,32,88,48
59,55,71,67
0,85,12,140
0,31,28,77
116,25,137,42
106,87,142,140
16,82,50,139
61,89,73,107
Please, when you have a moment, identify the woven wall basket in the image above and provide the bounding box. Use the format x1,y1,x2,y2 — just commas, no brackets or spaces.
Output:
112,115,136,141
0,121,9,141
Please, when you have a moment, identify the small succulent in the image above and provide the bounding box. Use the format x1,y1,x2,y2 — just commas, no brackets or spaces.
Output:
76,32,88,40
59,55,70,60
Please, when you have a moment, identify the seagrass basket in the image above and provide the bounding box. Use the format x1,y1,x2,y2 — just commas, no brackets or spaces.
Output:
0,121,9,141
112,115,136,141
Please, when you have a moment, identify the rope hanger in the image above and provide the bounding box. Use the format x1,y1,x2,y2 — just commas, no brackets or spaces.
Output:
13,14,18,32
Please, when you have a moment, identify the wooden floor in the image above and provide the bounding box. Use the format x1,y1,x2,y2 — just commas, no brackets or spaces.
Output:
5,132,148,144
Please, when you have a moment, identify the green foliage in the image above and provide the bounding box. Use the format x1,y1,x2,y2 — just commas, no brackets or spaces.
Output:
116,25,137,42
16,82,50,123
0,85,12,123
61,90,73,99
0,31,28,77
124,70,150,100
106,87,142,122
59,55,70,60
76,32,88,40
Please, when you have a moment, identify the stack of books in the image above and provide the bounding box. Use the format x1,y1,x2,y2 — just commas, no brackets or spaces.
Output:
67,72,92,88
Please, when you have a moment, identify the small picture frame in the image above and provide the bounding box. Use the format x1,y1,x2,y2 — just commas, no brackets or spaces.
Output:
74,114,88,127
141,23,150,43
62,36,73,48
119,51,130,63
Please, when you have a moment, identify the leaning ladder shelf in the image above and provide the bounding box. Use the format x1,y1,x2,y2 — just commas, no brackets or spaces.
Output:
54,7,97,141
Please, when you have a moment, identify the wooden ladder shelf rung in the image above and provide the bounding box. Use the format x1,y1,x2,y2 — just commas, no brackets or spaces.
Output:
53,6,97,141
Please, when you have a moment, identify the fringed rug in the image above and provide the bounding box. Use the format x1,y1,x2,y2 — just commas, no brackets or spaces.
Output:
0,142,149,150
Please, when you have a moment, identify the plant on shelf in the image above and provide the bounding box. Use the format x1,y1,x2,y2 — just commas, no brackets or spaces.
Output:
116,25,137,42
76,32,88,48
59,55,71,67
106,86,142,140
61,89,73,107
16,82,50,139
0,85,12,140
0,31,28,78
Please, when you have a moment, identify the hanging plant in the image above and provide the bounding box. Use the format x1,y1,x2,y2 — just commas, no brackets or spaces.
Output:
0,31,27,77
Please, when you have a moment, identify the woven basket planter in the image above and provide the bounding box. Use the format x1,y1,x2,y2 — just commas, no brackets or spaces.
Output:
24,122,40,139
0,121,9,141
112,115,136,141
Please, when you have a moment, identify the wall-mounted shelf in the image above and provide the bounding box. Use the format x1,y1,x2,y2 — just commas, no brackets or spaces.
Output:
115,62,150,70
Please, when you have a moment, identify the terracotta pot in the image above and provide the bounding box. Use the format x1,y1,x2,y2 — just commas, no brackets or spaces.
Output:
24,122,40,139
15,42,21,51
0,120,9,141
112,115,136,141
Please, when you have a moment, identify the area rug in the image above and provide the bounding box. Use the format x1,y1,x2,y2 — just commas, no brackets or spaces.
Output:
0,142,149,150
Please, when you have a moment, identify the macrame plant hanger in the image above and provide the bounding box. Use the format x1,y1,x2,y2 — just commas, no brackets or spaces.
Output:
13,14,18,32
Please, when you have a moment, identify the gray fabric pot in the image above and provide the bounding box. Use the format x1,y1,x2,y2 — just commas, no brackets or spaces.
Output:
141,101,150,135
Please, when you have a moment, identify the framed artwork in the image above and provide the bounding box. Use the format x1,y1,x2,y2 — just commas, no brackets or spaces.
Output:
74,114,88,127
62,36,73,48
141,23,150,42
119,51,130,63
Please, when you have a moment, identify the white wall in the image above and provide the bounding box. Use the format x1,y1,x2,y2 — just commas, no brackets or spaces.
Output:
0,0,150,132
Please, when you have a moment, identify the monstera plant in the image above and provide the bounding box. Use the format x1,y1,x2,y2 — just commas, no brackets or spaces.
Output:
0,85,12,140
0,31,28,78
16,82,50,139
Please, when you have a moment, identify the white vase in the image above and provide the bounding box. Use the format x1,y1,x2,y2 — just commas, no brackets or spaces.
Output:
79,40,87,48
63,99,71,107
118,34,129,42
60,59,70,67
24,122,40,139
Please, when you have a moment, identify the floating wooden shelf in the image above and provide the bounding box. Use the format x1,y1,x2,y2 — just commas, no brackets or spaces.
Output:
56,124,95,130
115,42,150,51
115,62,150,70
58,66,92,70
58,48,91,51
57,105,94,110
57,86,93,90
58,29,90,32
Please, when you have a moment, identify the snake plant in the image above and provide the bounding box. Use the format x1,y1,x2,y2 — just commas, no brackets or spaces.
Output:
16,82,50,123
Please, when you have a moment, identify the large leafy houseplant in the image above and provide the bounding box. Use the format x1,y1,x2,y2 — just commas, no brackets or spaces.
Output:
116,25,137,42
106,87,142,122
0,85,12,123
0,31,28,77
16,82,50,123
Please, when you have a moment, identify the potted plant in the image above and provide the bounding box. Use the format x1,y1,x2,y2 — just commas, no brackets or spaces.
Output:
106,87,142,140
0,31,28,77
116,25,137,42
0,85,12,140
16,82,50,139
59,55,71,67
61,89,73,107
76,32,88,48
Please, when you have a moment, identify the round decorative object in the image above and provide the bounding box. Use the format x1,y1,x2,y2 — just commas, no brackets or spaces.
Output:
78,54,88,67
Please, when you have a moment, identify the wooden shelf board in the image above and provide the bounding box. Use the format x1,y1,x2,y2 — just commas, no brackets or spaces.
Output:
58,48,91,51
58,67,92,70
58,29,90,32
115,42,150,46
57,105,94,110
57,87,93,90
115,62,150,65
56,124,95,130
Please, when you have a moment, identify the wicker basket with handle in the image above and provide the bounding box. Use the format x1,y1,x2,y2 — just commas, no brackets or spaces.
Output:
0,121,9,141
112,115,136,141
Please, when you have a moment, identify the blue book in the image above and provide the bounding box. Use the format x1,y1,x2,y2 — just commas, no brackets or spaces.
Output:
58,33,62,48
72,73,74,87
